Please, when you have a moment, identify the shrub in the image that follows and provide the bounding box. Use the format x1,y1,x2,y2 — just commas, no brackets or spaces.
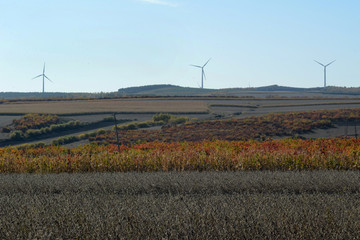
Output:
1,127,11,133
68,121,81,128
87,132,98,137
10,130,24,140
40,127,51,134
49,121,81,132
78,133,87,139
96,129,106,135
26,129,42,138
49,124,60,132
103,116,115,122
153,113,171,123
32,142,46,148
137,122,150,128
52,137,65,145
52,134,87,146
66,136,79,143
16,143,30,149
152,120,165,126
18,142,47,149
116,123,139,130
125,123,137,130
169,116,189,124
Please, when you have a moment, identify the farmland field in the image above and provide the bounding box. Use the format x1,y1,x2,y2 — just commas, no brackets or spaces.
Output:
90,108,360,145
0,98,208,114
1,171,360,239
0,97,360,116
1,96,360,238
2,139,360,173
0,96,359,147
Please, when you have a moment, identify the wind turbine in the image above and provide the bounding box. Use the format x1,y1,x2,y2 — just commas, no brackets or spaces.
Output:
314,60,336,88
32,62,53,93
190,58,211,89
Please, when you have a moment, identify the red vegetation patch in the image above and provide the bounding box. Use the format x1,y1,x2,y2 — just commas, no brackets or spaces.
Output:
1,138,360,173
13,113,60,132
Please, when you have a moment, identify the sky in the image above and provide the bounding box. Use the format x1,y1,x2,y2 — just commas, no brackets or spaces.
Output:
1,0,360,92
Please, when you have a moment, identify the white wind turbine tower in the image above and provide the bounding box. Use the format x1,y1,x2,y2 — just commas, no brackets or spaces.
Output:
32,62,53,93
314,60,336,88
190,58,211,89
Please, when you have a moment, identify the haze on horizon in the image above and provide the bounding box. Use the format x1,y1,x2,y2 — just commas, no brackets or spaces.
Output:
1,0,359,93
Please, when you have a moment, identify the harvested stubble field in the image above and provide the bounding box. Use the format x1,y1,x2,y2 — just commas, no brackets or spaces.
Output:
0,99,208,115
1,171,360,239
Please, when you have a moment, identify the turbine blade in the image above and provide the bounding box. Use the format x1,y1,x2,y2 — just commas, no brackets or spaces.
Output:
203,71,207,80
32,74,43,79
203,58,211,67
43,63,46,74
190,64,202,68
325,60,336,67
44,75,53,82
314,60,325,67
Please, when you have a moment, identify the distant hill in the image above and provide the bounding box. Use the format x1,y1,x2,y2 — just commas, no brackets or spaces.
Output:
0,92,119,100
2,85,360,100
118,84,216,96
118,84,323,96
234,85,311,92
117,84,360,97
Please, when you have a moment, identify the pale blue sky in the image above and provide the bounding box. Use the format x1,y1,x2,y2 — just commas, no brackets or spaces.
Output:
1,0,359,92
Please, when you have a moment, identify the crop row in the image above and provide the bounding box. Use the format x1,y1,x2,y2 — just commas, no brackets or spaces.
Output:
1,138,360,173
91,108,360,145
